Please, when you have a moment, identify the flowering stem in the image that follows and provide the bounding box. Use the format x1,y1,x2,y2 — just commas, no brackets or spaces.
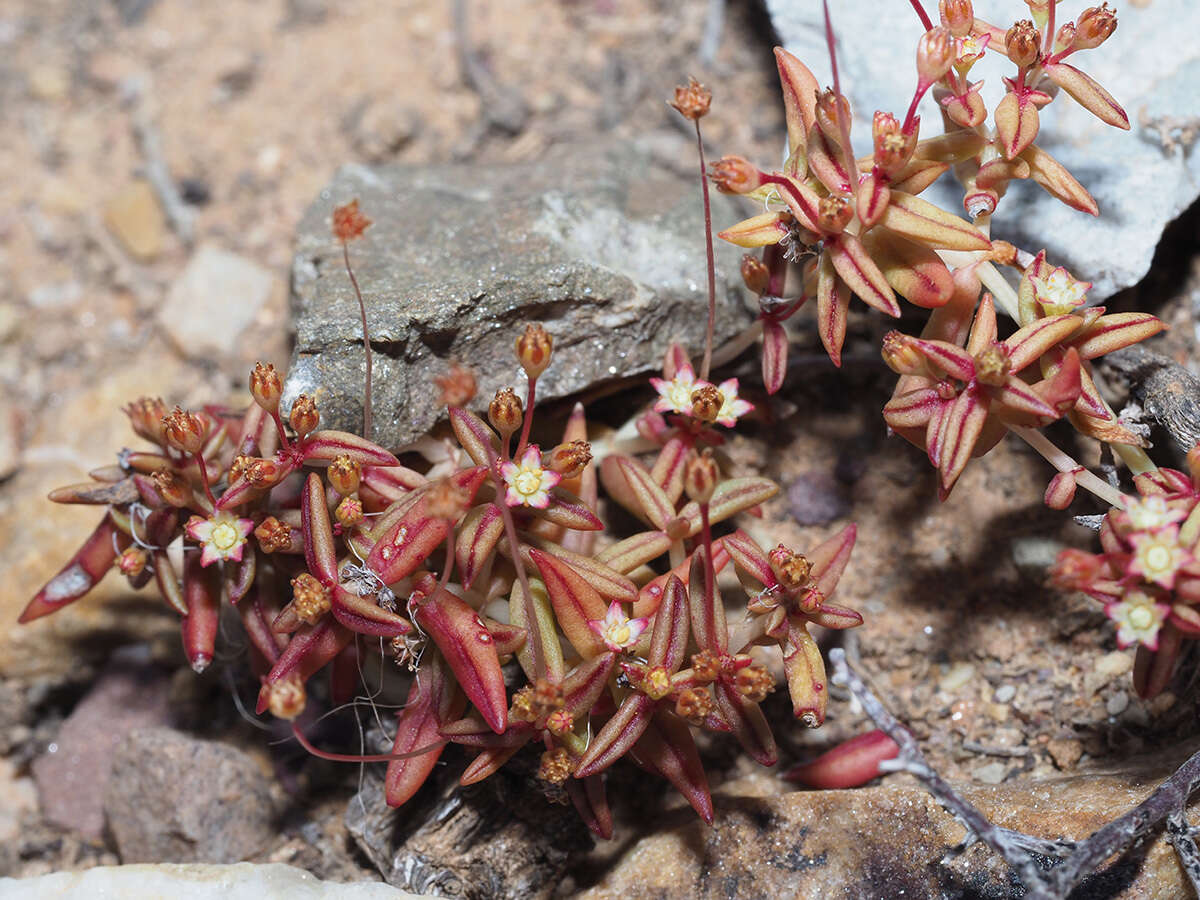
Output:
1010,426,1127,509
1086,368,1158,475
342,241,373,441
291,721,446,763
270,410,292,452
438,524,456,594
695,118,717,382
484,448,545,679
516,375,537,458
906,0,934,31
700,502,716,610
193,452,217,507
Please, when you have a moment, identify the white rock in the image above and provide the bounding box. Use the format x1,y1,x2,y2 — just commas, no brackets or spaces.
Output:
0,863,420,899
159,245,277,358
766,0,1200,299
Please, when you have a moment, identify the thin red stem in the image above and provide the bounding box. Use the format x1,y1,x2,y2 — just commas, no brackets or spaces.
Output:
695,119,717,382
906,0,934,31
342,241,373,441
438,524,456,593
700,503,715,611
291,721,446,763
193,452,217,506
1043,1,1056,56
269,410,292,451
516,375,537,458
484,447,545,679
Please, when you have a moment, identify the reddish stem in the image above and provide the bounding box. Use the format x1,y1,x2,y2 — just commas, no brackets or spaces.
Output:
291,721,447,763
700,503,716,612
1043,1,1056,56
270,410,292,451
193,452,217,507
342,241,373,441
906,0,934,31
516,375,537,458
694,118,717,382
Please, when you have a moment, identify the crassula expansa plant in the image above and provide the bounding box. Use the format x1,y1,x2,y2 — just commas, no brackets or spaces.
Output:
19,0,1189,846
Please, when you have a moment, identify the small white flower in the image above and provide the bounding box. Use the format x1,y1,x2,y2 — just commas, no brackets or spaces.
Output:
588,600,650,653
1129,525,1191,589
1105,591,1169,650
1030,266,1091,315
1125,496,1186,532
500,444,560,509
715,377,754,427
186,510,254,567
650,363,705,416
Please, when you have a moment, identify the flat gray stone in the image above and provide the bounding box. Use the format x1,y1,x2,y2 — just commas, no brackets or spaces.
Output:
287,142,755,449
767,0,1200,300
161,244,277,358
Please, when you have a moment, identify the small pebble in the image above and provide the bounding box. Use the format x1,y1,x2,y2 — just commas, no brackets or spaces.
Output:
1046,738,1084,771
1095,650,1133,678
972,761,1008,784
787,471,850,526
1106,692,1130,716
994,684,1016,704
1149,692,1177,717
938,662,975,694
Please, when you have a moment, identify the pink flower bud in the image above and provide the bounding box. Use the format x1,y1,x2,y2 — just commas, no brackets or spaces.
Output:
1074,4,1117,50
1044,468,1080,509
938,0,975,38
708,156,762,194
1005,20,1042,67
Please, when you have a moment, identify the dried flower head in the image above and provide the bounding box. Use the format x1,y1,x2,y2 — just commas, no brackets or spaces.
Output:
708,156,761,194
516,323,553,379
691,384,723,424
250,362,283,413
684,449,719,504
255,516,293,554
735,663,775,703
332,198,371,242
488,388,523,437
939,0,975,37
289,394,319,437
547,440,592,478
162,407,208,455
769,544,812,588
1074,3,1117,50
291,572,332,624
538,747,573,784
327,454,362,495
335,495,364,527
675,687,714,724
670,76,712,120
426,477,470,522
151,468,192,507
266,673,306,720
123,397,168,445
1005,20,1042,67
435,364,477,408
116,547,149,578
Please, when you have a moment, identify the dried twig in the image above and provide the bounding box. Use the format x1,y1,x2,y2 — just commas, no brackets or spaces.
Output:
829,647,1200,899
130,91,195,246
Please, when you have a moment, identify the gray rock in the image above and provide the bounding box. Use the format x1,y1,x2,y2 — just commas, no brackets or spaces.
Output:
104,728,276,864
160,244,277,359
766,0,1200,300
346,766,590,899
287,143,756,449
31,654,171,839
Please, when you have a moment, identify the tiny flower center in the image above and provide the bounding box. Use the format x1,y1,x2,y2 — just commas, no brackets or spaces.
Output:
1145,545,1171,574
606,623,631,646
973,344,1011,386
211,521,240,552
515,469,542,495
1128,605,1154,630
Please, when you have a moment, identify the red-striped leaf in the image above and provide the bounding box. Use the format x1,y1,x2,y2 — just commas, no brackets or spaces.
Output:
595,530,672,574
723,529,775,589
529,549,609,658
300,430,399,467
19,514,124,622
1071,312,1164,360
880,191,991,252
775,47,818,154
629,710,714,824
567,775,613,840
509,579,565,684
714,680,778,766
367,500,450,584
331,584,412,637
449,407,500,467
827,233,900,317
1020,143,1097,215
784,729,900,788
1003,313,1083,371
648,575,689,671
182,551,220,673
386,654,464,807
817,251,850,367
651,435,691,504
688,545,726,653
782,617,827,725
302,473,338,586
1043,62,1129,129
456,503,504,589
575,693,655,777
762,319,789,394
995,89,1040,159
937,388,990,496
414,588,508,734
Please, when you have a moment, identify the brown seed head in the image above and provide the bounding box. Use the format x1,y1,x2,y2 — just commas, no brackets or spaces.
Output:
228,454,255,484
741,254,770,295
537,747,574,785
1073,3,1116,49
939,0,975,37
289,394,319,437
768,544,812,589
708,156,761,194
669,76,712,120
291,572,332,624
255,516,293,553
735,663,775,703
545,708,574,737
973,342,1012,386
684,449,720,505
123,397,168,445
547,440,592,478
425,477,470,522
815,89,852,139
488,387,523,436
872,111,917,177
1005,20,1042,67
267,673,306,720
880,331,931,377
245,457,285,488
151,468,192,508
332,198,371,242
162,407,208,454
434,364,477,408
675,687,714,724
917,26,956,85
249,362,283,413
335,495,364,527
690,384,723,424
690,649,722,683
510,686,538,722
327,454,362,495
1054,22,1077,52
116,547,149,578
817,194,853,234
516,323,553,379
796,585,825,615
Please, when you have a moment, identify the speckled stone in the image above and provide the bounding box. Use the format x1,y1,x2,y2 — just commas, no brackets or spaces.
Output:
104,728,277,864
286,142,755,449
